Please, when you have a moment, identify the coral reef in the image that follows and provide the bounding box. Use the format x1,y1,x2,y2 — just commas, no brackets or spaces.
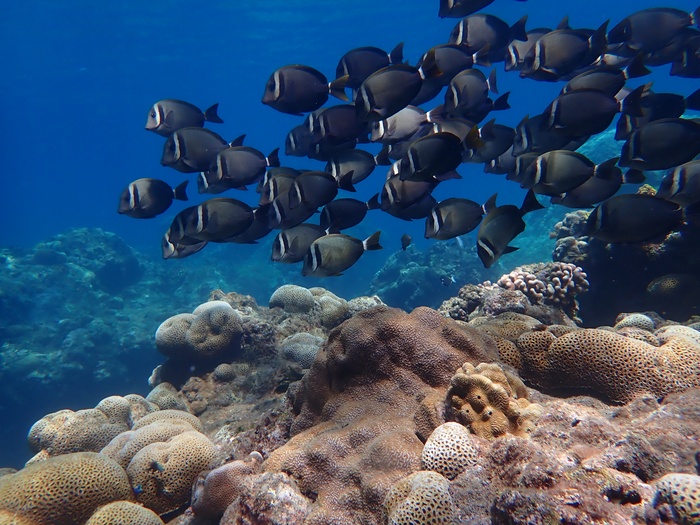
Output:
420,422,481,481
85,501,164,525
281,332,325,369
269,285,315,313
384,471,455,525
652,473,700,524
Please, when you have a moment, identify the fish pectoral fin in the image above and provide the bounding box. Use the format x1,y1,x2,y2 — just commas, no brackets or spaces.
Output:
164,110,175,127
330,273,344,277
443,212,453,232
289,237,299,257
504,245,519,254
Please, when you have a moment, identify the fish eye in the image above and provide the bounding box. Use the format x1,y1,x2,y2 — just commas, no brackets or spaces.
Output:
150,111,156,117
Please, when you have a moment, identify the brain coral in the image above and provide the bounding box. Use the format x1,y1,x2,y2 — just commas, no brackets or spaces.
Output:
127,430,216,515
213,362,236,381
192,452,264,518
515,328,700,403
421,422,480,480
384,471,455,525
653,473,700,525
101,419,199,469
0,452,133,525
85,501,164,525
131,409,203,432
146,382,188,411
264,306,498,524
614,313,655,332
154,313,195,358
269,285,315,313
310,288,350,328
185,301,243,360
27,402,131,464
446,362,541,439
281,332,325,369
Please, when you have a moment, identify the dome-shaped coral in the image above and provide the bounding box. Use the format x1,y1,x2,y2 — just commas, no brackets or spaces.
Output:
281,332,325,368
0,452,133,525
421,422,480,481
384,471,455,525
269,285,315,313
185,301,243,360
85,501,164,525
154,313,195,359
131,409,202,432
614,313,655,332
653,473,700,525
146,382,187,411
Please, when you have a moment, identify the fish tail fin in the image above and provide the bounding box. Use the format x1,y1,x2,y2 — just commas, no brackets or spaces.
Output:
482,193,498,215
510,15,528,42
390,42,404,64
375,146,392,166
473,45,491,67
615,114,635,141
173,180,189,201
622,168,646,184
204,103,224,124
590,20,609,52
487,69,498,94
337,171,356,192
329,75,350,102
493,91,511,111
520,189,545,215
621,83,648,118
419,48,443,80
685,87,700,111
624,54,651,80
593,157,621,180
683,201,700,225
363,231,383,251
230,134,246,147
266,148,281,167
367,193,382,210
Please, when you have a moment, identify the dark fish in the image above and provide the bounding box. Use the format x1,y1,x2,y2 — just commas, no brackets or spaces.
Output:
258,173,299,206
561,56,651,97
145,99,223,137
439,0,527,19
380,177,438,212
398,131,465,182
319,197,379,230
656,160,700,206
449,14,528,62
541,85,644,137
336,43,404,88
118,179,188,219
385,194,439,221
355,50,442,122
608,8,699,54
512,114,586,156
289,171,350,211
401,233,412,250
208,147,280,189
461,91,511,123
161,234,207,260
197,172,230,195
484,145,516,175
307,138,357,162
670,31,700,77
620,118,700,171
165,206,203,246
412,44,491,105
444,68,498,117
583,193,700,243
647,273,700,305
425,194,497,240
441,275,457,286
184,198,254,242
649,27,700,67
430,117,479,143
550,168,645,208
520,151,620,196
506,152,540,183
505,28,551,72
520,22,609,81
225,208,272,244
326,149,378,186
615,88,700,140
302,231,383,277
271,223,327,263
261,65,349,115
161,128,235,173
257,167,303,194
477,190,544,268
285,123,315,157
148,460,164,473
268,191,318,230
465,119,515,164
370,105,434,144
306,104,368,146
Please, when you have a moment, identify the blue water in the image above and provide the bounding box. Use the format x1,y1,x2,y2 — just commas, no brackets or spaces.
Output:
0,0,698,469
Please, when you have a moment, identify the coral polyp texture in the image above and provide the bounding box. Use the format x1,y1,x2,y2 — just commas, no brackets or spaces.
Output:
420,422,480,480
263,305,499,523
383,471,455,525
446,362,542,439
130,409,203,432
0,452,133,525
515,328,700,403
269,284,316,313
127,430,216,515
281,332,325,369
653,473,700,525
85,501,164,525
155,301,243,363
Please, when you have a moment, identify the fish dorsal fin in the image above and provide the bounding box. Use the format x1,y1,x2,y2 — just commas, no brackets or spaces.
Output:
482,193,498,215
556,15,570,30
230,134,246,147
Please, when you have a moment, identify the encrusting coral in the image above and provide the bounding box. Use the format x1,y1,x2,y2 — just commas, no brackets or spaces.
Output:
0,452,133,525
446,362,542,439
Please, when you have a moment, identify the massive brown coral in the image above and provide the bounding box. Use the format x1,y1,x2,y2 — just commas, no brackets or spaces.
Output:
515,328,700,403
263,305,499,524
